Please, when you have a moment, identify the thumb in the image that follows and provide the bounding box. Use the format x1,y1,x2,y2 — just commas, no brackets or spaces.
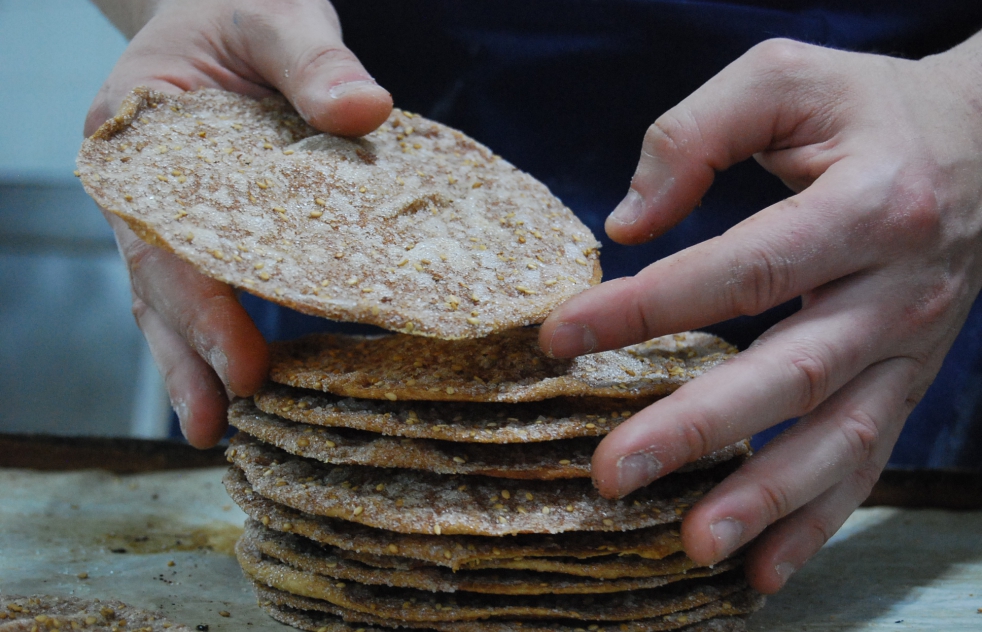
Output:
605,38,843,245
230,1,393,137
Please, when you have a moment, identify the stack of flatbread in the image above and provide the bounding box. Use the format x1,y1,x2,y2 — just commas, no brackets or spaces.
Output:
78,88,764,632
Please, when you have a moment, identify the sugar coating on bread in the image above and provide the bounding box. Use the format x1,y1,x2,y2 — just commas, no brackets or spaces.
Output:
77,88,601,339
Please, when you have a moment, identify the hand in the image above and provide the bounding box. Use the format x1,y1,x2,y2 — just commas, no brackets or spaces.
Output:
540,34,982,593
86,0,393,447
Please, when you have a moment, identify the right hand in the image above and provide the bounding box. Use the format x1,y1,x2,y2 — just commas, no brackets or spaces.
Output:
85,0,393,447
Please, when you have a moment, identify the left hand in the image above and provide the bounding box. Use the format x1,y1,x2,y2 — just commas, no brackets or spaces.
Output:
85,0,393,447
539,34,982,593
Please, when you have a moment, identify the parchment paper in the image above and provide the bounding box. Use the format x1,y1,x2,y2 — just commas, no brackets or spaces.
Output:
1,467,980,631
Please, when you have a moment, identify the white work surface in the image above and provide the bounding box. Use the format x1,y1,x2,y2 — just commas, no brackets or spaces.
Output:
1,467,980,631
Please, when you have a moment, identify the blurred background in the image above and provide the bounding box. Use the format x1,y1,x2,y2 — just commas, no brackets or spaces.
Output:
0,0,171,438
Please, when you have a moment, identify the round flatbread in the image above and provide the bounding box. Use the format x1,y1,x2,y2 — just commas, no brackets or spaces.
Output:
238,537,748,622
227,434,735,536
224,467,688,575
231,398,596,479
269,329,736,402
0,595,190,631
77,88,601,339
244,520,737,595
254,382,641,444
337,548,708,580
232,398,749,479
253,582,761,632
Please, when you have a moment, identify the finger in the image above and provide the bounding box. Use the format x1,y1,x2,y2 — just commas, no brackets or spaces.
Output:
227,1,393,136
678,356,918,574
104,211,269,398
85,0,393,138
605,38,846,245
741,382,912,595
742,467,887,594
588,270,904,499
540,154,920,358
133,298,229,448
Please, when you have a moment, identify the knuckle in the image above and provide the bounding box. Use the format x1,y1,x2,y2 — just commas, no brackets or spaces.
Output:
743,38,844,103
296,44,360,79
251,0,302,13
786,342,834,413
623,277,660,341
885,172,943,239
798,514,835,550
176,291,233,348
752,479,795,524
643,111,699,163
119,234,158,277
746,38,817,77
119,239,163,301
904,387,929,415
851,460,884,500
130,297,151,324
724,242,795,316
676,412,719,463
834,408,881,466
903,277,958,331
240,0,335,24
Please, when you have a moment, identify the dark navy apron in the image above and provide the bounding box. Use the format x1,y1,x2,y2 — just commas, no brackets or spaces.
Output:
239,1,982,469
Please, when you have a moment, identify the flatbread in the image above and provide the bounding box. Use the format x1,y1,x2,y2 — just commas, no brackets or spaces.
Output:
0,595,191,631
224,468,688,575
77,88,601,339
248,386,749,466
231,398,595,478
245,520,737,595
232,398,749,479
341,550,706,580
269,329,735,402
238,537,747,622
227,434,736,536
254,583,761,632
254,382,640,444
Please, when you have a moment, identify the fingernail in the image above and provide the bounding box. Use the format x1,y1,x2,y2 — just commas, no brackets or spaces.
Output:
709,518,745,559
775,561,796,587
616,452,662,495
547,322,597,357
173,398,189,438
328,79,381,99
608,189,644,226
